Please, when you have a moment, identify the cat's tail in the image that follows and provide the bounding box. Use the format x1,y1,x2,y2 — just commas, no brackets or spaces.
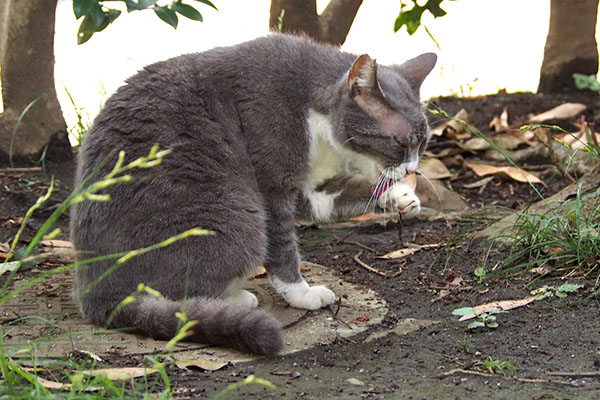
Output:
109,295,284,355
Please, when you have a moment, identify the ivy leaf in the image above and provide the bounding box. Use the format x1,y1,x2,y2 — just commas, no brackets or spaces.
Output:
171,3,203,21
154,6,179,29
192,0,218,11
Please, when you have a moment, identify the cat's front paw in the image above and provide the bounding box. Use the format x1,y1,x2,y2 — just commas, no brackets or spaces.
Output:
377,181,421,217
270,278,335,310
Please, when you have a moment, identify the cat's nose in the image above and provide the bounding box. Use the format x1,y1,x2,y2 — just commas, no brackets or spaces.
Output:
405,168,416,175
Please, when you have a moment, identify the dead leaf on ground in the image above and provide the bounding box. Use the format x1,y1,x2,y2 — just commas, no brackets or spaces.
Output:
432,108,471,140
40,240,73,248
456,137,491,152
489,107,511,133
458,295,540,321
467,162,544,185
175,358,229,371
418,157,452,179
378,243,442,260
561,119,600,150
79,367,158,380
528,103,586,123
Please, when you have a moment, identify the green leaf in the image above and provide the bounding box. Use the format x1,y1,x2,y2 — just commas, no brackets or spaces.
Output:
73,0,95,19
192,0,218,11
556,283,584,294
425,0,448,18
474,267,486,278
171,3,203,21
452,307,476,316
77,13,101,45
125,0,159,11
154,6,179,29
467,321,485,329
486,321,499,328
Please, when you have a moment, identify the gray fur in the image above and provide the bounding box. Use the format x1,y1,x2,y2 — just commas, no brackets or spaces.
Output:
71,33,435,355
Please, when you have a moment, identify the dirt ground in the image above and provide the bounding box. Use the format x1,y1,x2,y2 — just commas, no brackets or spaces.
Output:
1,91,599,399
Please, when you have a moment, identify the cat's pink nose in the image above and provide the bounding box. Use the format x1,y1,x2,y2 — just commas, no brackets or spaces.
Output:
406,169,416,175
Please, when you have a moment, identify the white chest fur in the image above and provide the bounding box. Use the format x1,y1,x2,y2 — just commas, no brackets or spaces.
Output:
302,109,381,221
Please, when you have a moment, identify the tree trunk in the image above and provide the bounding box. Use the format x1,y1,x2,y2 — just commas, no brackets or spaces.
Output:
538,0,599,93
269,0,364,46
0,0,72,165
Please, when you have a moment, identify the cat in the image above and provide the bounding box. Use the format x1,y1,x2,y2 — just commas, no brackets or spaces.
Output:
71,33,436,356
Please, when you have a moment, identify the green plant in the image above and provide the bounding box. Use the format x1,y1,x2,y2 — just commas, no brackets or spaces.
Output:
474,356,516,376
457,334,470,353
73,0,218,44
394,0,454,35
531,282,585,301
500,184,600,286
63,86,91,146
452,307,506,330
573,73,600,91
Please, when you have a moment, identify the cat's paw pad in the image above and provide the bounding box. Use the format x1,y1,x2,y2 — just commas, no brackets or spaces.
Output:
271,279,336,310
223,289,259,308
377,182,421,218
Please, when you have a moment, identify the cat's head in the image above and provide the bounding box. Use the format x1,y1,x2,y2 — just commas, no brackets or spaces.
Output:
332,52,437,180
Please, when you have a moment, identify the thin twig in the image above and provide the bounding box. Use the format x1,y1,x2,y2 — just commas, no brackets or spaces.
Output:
544,130,577,184
353,251,387,277
436,368,585,387
549,371,600,378
332,235,377,253
0,167,42,173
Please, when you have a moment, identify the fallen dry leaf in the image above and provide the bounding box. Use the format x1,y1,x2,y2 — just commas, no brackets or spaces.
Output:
489,107,511,133
456,137,491,152
36,376,100,392
418,157,452,179
458,295,540,321
467,162,544,185
432,108,470,139
378,243,442,260
79,367,158,380
351,212,379,222
175,358,229,371
528,103,586,123
40,240,73,248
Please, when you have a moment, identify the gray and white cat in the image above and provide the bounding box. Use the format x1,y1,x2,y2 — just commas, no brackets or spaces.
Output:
71,33,436,355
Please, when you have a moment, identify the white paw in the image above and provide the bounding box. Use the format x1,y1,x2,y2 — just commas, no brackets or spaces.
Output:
377,182,421,217
222,289,258,308
270,278,336,310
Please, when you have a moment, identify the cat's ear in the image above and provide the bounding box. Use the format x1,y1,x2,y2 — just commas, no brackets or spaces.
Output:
394,53,437,94
347,54,383,97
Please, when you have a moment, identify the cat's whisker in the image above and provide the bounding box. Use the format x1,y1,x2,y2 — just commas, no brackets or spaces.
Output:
343,136,356,145
364,172,387,213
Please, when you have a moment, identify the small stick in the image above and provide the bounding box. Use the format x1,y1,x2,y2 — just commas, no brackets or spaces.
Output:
353,251,387,277
436,368,584,387
332,235,377,253
544,130,577,184
397,212,403,242
549,371,600,378
0,167,42,173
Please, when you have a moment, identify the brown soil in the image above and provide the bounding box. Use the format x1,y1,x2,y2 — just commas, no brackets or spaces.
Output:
1,91,599,399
